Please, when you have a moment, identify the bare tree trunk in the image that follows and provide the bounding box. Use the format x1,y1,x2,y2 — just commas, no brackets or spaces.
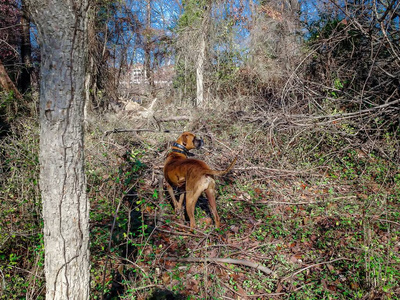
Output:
85,6,96,122
196,2,210,107
144,0,154,95
26,0,90,298
84,54,94,123
196,35,205,106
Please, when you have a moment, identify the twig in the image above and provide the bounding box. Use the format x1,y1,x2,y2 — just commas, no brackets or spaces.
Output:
330,196,357,201
232,197,316,206
157,174,164,203
253,201,316,205
289,98,400,121
163,257,275,276
129,284,162,292
101,185,126,296
122,258,150,281
376,218,400,227
234,166,300,173
282,257,353,282
220,280,246,299
234,166,288,172
248,292,286,298
154,220,203,237
155,228,199,237
0,268,5,296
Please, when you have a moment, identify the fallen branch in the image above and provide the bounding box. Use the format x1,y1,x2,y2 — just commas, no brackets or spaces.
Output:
157,116,191,122
103,128,161,136
163,257,275,276
102,127,191,137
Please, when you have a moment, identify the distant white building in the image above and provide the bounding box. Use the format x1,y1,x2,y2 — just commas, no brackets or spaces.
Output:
129,64,147,84
153,64,174,87
122,64,174,88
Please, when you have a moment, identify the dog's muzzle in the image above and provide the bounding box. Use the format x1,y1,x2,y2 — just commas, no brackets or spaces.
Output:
194,138,204,149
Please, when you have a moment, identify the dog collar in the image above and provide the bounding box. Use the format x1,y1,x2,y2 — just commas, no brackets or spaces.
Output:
172,142,195,157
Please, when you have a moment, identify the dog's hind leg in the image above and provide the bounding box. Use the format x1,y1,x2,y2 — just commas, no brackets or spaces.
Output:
204,178,220,228
185,189,201,230
186,177,216,230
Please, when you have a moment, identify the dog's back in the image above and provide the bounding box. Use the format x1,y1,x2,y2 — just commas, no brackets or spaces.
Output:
164,155,236,187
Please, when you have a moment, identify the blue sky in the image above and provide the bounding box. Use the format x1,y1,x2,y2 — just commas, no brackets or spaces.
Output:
95,0,331,66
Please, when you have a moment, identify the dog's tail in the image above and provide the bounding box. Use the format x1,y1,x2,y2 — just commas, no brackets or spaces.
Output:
206,156,237,176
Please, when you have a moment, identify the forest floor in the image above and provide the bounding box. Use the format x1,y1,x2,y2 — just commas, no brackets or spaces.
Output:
1,100,399,299
86,103,400,300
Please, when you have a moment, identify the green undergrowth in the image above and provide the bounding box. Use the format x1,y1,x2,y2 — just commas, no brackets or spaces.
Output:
85,109,399,299
1,102,399,299
0,118,44,299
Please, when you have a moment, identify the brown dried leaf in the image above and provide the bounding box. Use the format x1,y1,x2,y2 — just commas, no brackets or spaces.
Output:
351,282,359,290
188,279,200,294
162,272,170,284
275,282,284,293
290,253,303,263
164,260,176,270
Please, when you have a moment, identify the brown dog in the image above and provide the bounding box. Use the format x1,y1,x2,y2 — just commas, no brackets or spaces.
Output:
163,132,236,229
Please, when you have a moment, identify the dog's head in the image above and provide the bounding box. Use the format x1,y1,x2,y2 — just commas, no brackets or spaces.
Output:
175,132,204,151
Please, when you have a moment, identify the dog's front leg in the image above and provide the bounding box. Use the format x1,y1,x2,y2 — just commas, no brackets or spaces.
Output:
176,192,185,219
166,183,185,219
177,193,185,211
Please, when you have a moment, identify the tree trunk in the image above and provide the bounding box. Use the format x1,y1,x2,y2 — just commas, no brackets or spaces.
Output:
26,0,90,298
196,2,210,107
85,7,96,122
144,0,154,95
196,35,205,106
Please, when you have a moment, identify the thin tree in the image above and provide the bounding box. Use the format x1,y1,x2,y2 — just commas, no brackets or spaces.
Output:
175,0,211,106
26,0,90,298
196,1,210,107
144,0,154,94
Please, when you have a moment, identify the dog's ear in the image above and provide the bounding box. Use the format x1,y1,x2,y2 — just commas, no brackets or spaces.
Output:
182,134,187,146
